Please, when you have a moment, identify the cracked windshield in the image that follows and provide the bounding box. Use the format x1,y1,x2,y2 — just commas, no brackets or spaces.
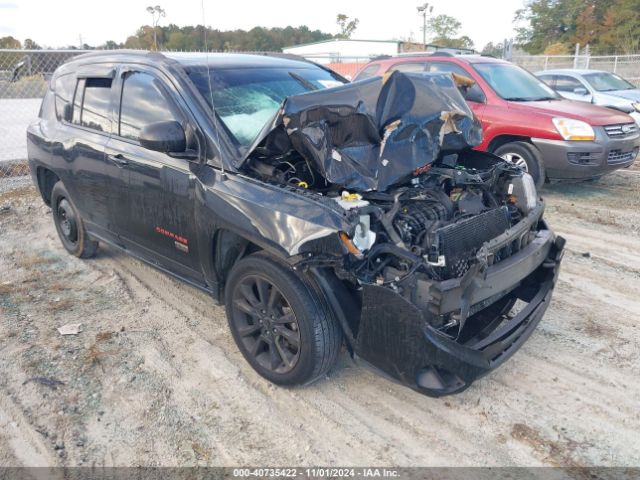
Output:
187,66,345,146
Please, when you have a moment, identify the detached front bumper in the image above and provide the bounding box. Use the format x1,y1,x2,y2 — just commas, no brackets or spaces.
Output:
353,225,565,397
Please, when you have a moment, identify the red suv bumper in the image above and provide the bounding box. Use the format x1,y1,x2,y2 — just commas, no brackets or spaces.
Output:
532,125,639,180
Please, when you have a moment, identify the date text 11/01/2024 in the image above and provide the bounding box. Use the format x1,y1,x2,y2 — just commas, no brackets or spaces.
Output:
232,468,400,477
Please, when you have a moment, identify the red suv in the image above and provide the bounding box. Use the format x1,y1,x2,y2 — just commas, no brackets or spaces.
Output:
354,54,640,186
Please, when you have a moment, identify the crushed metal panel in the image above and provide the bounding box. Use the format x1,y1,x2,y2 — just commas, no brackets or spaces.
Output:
254,71,483,192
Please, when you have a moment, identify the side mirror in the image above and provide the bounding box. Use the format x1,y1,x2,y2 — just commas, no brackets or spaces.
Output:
573,87,589,96
139,120,186,153
465,84,486,103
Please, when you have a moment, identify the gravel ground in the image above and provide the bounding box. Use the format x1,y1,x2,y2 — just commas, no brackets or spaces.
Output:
0,167,639,467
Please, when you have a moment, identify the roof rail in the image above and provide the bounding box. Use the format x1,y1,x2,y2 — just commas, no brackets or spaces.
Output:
430,51,455,57
394,50,474,59
395,51,435,57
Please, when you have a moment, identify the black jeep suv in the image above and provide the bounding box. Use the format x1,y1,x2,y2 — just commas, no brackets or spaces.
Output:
27,51,564,397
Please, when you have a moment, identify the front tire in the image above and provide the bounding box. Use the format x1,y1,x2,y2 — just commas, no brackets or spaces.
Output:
494,141,546,188
51,181,98,258
225,252,342,386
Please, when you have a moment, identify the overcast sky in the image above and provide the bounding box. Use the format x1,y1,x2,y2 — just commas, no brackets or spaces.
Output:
1,0,525,50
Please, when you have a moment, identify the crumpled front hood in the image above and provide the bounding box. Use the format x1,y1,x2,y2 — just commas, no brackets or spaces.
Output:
242,71,483,192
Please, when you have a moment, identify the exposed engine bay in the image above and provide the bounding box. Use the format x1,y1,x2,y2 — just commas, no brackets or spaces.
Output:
244,147,541,345
246,147,539,281
241,71,541,296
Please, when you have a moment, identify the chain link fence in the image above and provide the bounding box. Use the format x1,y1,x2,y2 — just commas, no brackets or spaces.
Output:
308,53,640,85
512,54,640,85
0,49,88,180
2,48,640,183
291,54,371,80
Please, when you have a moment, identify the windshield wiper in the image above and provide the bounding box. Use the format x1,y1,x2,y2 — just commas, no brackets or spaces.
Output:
289,72,318,92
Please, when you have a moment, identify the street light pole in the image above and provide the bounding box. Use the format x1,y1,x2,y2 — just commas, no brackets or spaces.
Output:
417,3,433,51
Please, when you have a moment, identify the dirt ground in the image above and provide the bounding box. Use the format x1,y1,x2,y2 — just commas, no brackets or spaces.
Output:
0,166,639,468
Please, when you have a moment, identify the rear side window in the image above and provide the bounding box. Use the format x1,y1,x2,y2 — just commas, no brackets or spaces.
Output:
427,62,470,77
72,79,84,125
39,89,56,121
355,64,381,80
390,62,427,73
428,61,486,103
54,73,76,121
119,72,179,141
71,77,112,132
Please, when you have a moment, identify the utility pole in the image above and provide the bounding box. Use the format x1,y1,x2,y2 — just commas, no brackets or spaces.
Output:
417,3,433,50
146,5,166,51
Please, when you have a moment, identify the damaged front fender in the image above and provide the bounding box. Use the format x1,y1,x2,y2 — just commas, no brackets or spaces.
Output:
198,171,358,258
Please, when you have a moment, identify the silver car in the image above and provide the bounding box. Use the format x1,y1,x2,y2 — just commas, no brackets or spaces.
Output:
535,69,640,126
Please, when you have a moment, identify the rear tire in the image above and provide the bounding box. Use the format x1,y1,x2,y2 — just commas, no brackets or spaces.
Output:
225,252,342,386
494,141,546,188
51,182,98,258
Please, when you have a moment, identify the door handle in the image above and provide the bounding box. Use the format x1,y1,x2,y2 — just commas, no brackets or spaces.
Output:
108,153,129,167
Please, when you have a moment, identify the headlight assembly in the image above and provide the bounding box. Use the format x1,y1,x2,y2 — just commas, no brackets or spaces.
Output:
552,117,595,141
508,172,537,214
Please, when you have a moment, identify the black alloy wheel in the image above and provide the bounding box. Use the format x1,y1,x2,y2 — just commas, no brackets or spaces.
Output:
224,252,342,386
231,274,301,374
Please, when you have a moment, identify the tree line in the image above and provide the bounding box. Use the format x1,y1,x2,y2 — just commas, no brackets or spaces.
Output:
1,11,478,53
0,25,334,53
4,2,640,57
516,0,640,55
122,24,334,51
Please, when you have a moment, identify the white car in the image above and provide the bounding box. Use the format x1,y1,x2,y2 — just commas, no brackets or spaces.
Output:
536,69,640,126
